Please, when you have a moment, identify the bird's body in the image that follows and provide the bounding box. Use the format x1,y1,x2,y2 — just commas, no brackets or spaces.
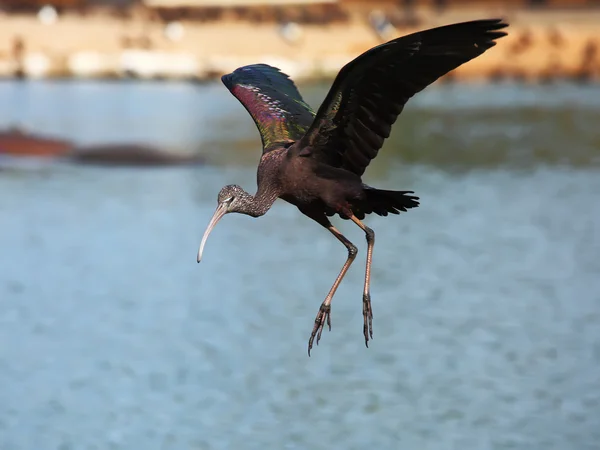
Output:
266,147,359,213
198,19,508,355
258,145,415,221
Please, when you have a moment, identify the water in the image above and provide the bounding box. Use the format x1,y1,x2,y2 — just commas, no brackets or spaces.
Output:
1,80,599,449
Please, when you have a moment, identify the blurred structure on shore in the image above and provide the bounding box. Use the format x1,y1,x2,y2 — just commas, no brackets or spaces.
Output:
0,127,204,166
0,0,598,82
0,127,72,157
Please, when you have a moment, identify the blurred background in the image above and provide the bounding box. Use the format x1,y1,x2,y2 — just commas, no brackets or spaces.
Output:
1,0,600,449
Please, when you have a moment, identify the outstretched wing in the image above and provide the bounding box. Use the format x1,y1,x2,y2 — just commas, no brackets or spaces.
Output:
222,64,316,153
301,19,508,175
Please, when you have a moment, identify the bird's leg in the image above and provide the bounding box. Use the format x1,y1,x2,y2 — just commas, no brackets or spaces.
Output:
350,215,375,347
308,225,357,356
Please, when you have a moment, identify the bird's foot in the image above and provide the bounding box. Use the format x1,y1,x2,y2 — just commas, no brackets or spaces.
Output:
363,292,373,347
308,302,331,356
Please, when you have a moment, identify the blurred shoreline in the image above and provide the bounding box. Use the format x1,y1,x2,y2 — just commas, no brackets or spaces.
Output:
2,82,599,167
0,4,599,82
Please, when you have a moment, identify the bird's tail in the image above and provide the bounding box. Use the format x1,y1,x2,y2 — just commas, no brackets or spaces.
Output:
360,188,420,218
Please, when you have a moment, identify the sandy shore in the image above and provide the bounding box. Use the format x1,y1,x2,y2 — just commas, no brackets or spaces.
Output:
0,6,599,81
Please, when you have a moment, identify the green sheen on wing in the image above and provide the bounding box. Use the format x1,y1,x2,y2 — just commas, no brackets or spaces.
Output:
222,64,316,152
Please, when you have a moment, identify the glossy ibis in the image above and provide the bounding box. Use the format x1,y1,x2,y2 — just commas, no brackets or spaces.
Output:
198,19,508,355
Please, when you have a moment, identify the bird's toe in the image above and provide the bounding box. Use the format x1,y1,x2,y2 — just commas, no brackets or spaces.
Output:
308,302,331,356
362,292,373,347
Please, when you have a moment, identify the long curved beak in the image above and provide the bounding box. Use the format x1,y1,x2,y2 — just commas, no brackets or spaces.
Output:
197,202,228,263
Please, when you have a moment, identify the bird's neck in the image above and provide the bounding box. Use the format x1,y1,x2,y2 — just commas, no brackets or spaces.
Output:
239,185,279,217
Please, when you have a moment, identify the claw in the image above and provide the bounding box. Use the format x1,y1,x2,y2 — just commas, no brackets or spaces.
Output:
308,303,331,356
362,292,373,348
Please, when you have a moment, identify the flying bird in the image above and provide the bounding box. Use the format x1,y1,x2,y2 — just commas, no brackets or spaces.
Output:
197,19,508,355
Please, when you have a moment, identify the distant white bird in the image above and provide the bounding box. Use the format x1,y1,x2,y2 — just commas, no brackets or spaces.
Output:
368,10,396,42
38,5,58,25
165,21,185,42
279,22,303,45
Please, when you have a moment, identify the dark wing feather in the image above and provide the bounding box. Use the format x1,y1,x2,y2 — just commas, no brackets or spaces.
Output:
222,64,316,153
301,19,508,175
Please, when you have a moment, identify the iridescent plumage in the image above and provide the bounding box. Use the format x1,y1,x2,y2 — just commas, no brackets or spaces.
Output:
221,64,315,152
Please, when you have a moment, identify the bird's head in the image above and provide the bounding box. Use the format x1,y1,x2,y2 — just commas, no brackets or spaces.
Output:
197,184,246,263
216,184,246,211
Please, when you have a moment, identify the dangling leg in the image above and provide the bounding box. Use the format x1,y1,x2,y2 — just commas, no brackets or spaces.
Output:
350,215,375,347
308,224,358,356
